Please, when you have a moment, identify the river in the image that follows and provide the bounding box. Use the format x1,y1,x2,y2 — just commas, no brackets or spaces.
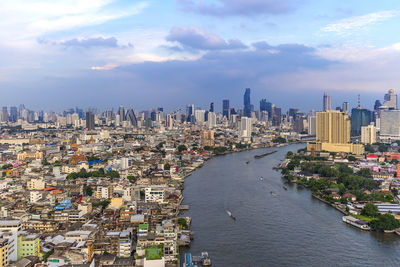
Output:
180,144,400,267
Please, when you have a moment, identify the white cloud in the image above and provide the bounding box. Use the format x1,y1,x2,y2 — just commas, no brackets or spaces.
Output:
0,0,148,43
321,10,399,35
268,44,400,94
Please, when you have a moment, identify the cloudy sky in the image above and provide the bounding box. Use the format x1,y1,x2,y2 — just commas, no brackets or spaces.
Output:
1,0,400,112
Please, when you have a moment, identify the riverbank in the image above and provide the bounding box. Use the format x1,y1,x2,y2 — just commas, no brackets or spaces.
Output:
179,143,400,266
279,149,400,236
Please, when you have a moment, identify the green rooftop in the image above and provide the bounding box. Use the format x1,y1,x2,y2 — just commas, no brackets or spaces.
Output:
146,247,163,260
138,223,148,231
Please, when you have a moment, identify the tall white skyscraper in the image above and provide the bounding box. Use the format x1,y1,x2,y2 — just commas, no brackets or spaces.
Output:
195,110,205,124
308,115,316,135
379,109,400,140
383,89,397,109
342,102,349,115
166,114,174,129
207,112,216,129
239,117,252,140
323,93,332,111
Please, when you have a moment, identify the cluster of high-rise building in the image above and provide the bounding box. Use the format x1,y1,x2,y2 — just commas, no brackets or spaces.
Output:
0,87,306,267
306,89,400,155
1,88,399,155
2,87,400,266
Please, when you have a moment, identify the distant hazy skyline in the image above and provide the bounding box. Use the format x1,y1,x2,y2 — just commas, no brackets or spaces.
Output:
1,0,400,111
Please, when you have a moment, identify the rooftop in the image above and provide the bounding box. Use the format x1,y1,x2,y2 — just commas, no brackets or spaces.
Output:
146,247,163,260
138,223,148,231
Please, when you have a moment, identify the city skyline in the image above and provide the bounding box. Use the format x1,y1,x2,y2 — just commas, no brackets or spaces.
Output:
2,1,400,110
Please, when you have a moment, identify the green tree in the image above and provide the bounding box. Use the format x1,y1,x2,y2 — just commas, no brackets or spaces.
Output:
1,164,13,170
335,164,353,175
177,218,188,229
99,200,110,209
127,176,136,182
338,183,346,195
177,145,187,153
164,163,171,170
84,187,93,196
347,156,357,162
66,173,78,180
272,137,286,143
107,170,120,178
361,203,379,217
374,143,388,152
364,144,375,153
370,213,400,231
213,146,227,155
356,168,372,178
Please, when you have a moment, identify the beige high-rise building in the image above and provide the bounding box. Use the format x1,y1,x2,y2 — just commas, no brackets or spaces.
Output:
308,110,364,154
361,124,376,144
316,110,350,144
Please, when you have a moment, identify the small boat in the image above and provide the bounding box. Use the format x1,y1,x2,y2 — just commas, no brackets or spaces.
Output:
246,161,249,164
260,177,263,181
270,190,276,196
283,186,288,190
226,210,236,220
201,252,212,266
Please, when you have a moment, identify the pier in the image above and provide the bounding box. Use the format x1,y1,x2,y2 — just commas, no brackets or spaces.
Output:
254,150,277,159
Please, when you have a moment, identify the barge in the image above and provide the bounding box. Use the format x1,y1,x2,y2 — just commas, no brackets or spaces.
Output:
342,216,370,231
254,150,278,159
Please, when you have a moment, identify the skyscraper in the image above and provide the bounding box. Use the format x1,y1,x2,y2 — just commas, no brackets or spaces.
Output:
260,99,267,112
316,110,350,144
383,89,397,109
272,107,281,126
374,100,382,111
289,108,299,121
118,106,125,121
150,110,157,121
209,102,214,113
166,114,173,129
323,93,331,111
361,124,376,144
243,88,251,117
239,117,252,139
308,110,364,154
379,109,400,140
1,107,8,122
125,109,138,127
342,102,349,115
10,106,17,122
222,100,230,119
207,112,216,128
350,108,372,136
308,114,316,135
186,104,194,122
194,109,205,124
86,111,95,130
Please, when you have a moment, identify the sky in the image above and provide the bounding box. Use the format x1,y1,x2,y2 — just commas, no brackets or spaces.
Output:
1,0,400,113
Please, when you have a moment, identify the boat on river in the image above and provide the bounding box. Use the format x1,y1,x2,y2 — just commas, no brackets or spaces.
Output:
201,252,212,266
226,210,236,220
342,216,370,231
283,186,288,190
